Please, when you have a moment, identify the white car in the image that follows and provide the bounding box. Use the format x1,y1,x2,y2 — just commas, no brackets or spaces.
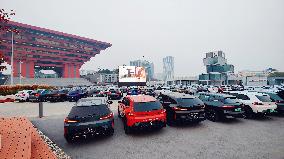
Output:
15,90,33,102
229,91,277,118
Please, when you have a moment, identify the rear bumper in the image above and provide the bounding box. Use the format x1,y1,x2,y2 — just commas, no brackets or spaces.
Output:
127,114,166,127
223,110,245,118
175,111,206,122
131,120,166,130
67,96,79,101
64,120,113,137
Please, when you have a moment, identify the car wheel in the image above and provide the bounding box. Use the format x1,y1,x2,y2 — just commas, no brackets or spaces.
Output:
244,105,254,119
65,135,73,143
207,109,219,122
124,119,131,134
166,112,175,126
107,128,114,136
118,108,122,118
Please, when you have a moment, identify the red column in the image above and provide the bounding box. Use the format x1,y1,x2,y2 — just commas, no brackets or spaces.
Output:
21,61,27,77
75,64,80,78
29,61,35,78
70,65,74,78
13,61,18,77
63,63,69,78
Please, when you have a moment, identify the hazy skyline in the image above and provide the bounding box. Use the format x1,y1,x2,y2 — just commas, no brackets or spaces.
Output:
1,0,284,76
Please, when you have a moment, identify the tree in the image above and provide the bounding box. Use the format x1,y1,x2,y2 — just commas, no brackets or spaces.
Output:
268,72,284,77
0,9,17,73
0,51,7,71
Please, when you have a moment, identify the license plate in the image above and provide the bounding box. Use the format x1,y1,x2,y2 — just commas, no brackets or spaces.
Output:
235,108,241,112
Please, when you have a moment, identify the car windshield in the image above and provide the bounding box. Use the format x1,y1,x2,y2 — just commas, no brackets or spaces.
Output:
224,97,241,104
133,101,162,112
176,98,204,107
68,105,110,118
256,95,272,102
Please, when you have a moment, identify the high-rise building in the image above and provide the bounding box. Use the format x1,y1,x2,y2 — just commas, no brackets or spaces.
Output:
163,56,174,81
199,51,238,85
130,60,154,81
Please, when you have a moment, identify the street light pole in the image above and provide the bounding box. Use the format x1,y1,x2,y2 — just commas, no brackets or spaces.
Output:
19,61,22,85
10,31,14,85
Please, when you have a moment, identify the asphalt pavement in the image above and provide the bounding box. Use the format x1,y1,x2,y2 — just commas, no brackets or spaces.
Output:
1,101,284,159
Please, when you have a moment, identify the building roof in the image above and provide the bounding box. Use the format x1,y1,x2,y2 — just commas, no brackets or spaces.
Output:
7,21,112,47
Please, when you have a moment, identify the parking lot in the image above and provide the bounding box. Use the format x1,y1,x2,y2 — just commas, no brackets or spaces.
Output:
1,101,284,159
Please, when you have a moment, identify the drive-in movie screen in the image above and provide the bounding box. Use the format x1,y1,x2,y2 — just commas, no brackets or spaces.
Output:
118,66,146,86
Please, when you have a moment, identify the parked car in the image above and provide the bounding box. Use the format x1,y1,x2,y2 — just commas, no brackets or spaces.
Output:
29,89,50,102
47,89,69,102
263,92,284,114
15,90,33,102
64,97,114,142
157,92,206,125
142,88,156,97
127,88,141,95
228,91,277,118
118,95,166,134
107,89,122,100
91,89,105,97
198,93,245,121
67,90,86,102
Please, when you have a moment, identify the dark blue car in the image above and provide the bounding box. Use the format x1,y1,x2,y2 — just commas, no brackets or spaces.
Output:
67,90,87,102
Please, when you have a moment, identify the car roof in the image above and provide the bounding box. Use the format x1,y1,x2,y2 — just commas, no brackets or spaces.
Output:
163,92,196,99
128,95,156,102
199,92,235,98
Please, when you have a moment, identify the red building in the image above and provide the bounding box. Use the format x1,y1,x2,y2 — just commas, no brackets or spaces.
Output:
0,21,111,78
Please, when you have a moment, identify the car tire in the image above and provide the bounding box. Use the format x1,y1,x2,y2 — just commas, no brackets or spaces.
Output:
118,109,122,118
244,105,254,119
65,135,73,143
166,112,175,126
124,119,131,134
206,109,219,122
107,128,114,136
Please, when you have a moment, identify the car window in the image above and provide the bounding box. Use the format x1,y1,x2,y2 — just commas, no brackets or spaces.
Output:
176,98,203,107
268,93,284,102
133,101,162,112
68,105,110,118
224,97,241,104
256,95,272,102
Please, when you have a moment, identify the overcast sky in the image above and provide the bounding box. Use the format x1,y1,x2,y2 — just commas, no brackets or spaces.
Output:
1,0,284,76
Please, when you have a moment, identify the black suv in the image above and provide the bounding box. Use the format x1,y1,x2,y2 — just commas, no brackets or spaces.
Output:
157,92,206,125
198,93,244,122
64,97,114,142
47,89,69,102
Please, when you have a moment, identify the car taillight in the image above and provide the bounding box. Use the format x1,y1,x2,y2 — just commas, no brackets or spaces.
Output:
64,118,78,123
35,93,39,97
127,112,134,116
100,113,114,120
172,107,187,111
253,102,263,105
21,93,26,96
222,105,235,108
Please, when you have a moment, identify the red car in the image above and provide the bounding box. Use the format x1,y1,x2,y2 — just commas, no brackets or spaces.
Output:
118,95,166,134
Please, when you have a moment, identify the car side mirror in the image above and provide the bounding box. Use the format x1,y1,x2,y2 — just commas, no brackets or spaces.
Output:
107,101,113,104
